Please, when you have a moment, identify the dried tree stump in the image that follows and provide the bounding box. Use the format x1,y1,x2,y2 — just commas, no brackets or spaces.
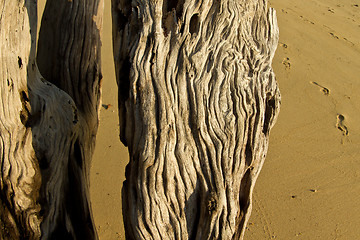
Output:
112,0,280,239
0,0,103,239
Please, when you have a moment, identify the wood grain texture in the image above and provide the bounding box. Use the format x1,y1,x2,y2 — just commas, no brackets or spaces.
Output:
112,0,280,239
37,0,103,237
0,0,103,239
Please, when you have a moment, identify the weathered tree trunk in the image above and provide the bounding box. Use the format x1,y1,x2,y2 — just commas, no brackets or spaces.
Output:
0,0,102,239
112,0,280,239
36,0,103,237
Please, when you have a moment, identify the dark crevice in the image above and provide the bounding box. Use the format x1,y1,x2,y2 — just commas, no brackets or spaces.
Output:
167,0,178,12
17,57,23,69
7,78,14,91
48,222,74,240
247,57,254,78
162,0,183,19
118,56,131,103
248,68,254,77
145,36,152,52
253,92,261,140
234,168,252,239
20,90,29,102
179,22,185,34
72,106,78,125
19,91,31,127
189,14,200,35
118,56,131,146
115,9,128,32
245,121,253,167
176,2,183,20
117,0,132,17
187,192,200,240
161,0,184,36
38,155,49,170
249,48,254,60
129,7,141,40
262,93,275,135
206,51,214,73
240,168,251,212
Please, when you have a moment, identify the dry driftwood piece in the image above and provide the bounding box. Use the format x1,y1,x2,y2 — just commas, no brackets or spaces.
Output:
37,0,103,237
112,0,280,239
0,0,103,239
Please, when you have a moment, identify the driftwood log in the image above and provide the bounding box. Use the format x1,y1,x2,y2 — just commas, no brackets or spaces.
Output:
0,0,102,239
112,0,280,239
1,0,279,238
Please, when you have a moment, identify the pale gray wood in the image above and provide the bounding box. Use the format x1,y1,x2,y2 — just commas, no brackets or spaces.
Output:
112,0,280,239
0,0,103,239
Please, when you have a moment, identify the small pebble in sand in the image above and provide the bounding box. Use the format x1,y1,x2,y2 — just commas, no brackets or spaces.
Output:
102,104,112,110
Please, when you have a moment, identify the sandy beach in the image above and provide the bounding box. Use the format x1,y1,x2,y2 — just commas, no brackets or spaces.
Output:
248,0,360,239
37,0,360,239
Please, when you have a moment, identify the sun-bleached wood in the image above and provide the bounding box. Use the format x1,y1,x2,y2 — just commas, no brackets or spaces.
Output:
112,0,280,239
37,0,103,236
0,0,103,239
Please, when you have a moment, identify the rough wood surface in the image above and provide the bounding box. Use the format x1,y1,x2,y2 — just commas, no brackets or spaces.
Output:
37,0,103,237
0,0,103,239
112,0,280,239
